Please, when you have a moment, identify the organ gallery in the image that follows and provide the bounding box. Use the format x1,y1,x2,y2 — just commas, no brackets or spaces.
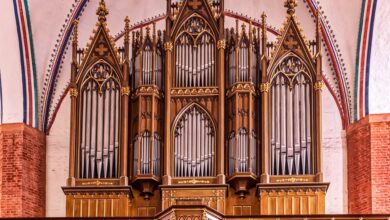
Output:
62,0,329,217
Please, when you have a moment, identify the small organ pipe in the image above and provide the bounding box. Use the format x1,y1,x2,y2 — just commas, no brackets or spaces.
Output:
306,83,312,174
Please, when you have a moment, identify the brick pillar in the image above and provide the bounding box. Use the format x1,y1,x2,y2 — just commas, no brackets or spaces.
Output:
346,114,390,214
0,123,46,217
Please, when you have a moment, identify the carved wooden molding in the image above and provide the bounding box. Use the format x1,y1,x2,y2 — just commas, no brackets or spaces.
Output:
171,87,219,97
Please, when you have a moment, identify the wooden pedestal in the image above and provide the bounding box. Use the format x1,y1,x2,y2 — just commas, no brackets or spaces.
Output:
62,186,133,217
258,182,329,215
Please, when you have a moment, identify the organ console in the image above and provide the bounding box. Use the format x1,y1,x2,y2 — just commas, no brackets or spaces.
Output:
63,0,328,217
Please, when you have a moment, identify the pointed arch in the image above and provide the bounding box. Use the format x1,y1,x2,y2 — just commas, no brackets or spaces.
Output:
173,13,216,88
172,103,216,177
268,52,314,84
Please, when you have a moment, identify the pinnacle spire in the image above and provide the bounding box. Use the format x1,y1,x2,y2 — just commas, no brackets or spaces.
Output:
97,0,109,22
284,0,298,15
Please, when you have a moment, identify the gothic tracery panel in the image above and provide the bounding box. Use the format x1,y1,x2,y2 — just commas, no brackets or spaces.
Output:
226,24,259,87
174,16,216,87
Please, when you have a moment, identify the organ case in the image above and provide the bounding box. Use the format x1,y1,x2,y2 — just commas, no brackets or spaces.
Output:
63,1,132,217
225,21,260,197
257,0,328,214
130,24,164,199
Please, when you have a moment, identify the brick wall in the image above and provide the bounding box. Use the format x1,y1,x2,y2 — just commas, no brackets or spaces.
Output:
0,123,46,217
346,114,390,214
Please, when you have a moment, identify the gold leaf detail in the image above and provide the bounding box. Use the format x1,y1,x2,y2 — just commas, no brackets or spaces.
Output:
260,83,270,93
121,86,130,96
164,42,173,51
69,88,78,97
314,81,324,91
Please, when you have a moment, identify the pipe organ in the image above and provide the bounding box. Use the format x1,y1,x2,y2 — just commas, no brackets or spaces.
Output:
64,0,328,218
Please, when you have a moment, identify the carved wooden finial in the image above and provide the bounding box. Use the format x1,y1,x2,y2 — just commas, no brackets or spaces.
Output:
316,9,321,53
124,16,130,28
124,16,130,42
73,20,79,44
97,0,109,23
146,26,151,36
261,12,267,33
241,23,246,35
261,12,267,54
284,0,298,15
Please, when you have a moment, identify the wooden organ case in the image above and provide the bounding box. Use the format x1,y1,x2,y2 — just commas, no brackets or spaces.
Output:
63,0,328,218
160,0,227,214
62,0,132,217
257,0,329,215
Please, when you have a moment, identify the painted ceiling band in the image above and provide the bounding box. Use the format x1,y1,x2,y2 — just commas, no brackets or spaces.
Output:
41,0,89,132
12,0,43,128
305,0,350,127
23,0,39,128
354,0,366,121
13,0,27,124
365,0,377,116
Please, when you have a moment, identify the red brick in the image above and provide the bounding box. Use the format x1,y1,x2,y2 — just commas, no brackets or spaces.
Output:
346,114,390,214
0,123,46,217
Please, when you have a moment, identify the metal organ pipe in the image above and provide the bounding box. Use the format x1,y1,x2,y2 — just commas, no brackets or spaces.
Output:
300,74,307,174
306,79,312,174
109,80,115,177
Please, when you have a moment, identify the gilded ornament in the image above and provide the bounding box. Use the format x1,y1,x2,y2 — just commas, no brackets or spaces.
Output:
260,83,270,93
177,179,210,184
81,180,114,186
69,88,78,97
121,86,131,96
314,81,324,91
164,42,173,51
217,39,226,49
276,177,309,183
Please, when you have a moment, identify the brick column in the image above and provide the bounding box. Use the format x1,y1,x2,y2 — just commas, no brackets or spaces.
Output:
0,123,46,217
346,114,390,214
